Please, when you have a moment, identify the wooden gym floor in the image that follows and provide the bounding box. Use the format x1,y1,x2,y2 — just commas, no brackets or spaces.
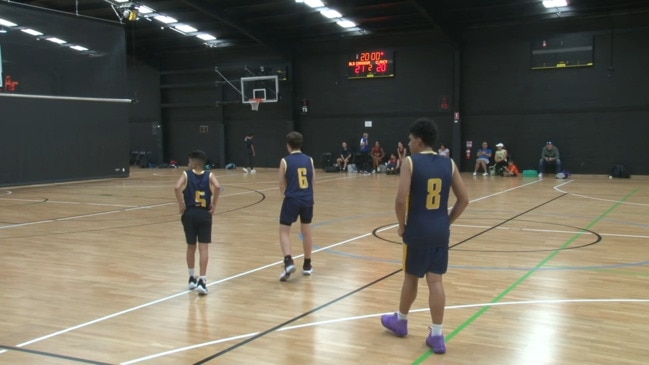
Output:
1,168,648,364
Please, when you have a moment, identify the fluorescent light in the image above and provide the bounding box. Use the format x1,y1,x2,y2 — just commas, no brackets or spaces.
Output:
304,0,325,8
154,15,178,24
336,19,356,28
173,24,198,33
196,33,216,41
542,0,567,8
0,18,18,27
70,45,88,51
46,37,67,44
295,0,305,3
21,28,43,36
136,5,155,14
113,0,129,3
320,8,342,19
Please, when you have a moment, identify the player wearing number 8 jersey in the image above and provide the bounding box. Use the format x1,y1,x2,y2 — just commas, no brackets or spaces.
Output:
278,131,315,282
381,118,469,354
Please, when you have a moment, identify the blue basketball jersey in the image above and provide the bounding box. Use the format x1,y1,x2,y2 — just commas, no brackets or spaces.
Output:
403,152,453,247
183,170,212,209
282,152,314,205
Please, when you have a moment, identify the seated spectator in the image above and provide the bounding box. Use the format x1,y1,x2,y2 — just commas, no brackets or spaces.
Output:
493,143,508,175
438,143,450,157
538,141,561,177
502,160,520,177
336,141,352,171
371,141,385,173
386,153,398,174
396,141,408,171
473,141,492,176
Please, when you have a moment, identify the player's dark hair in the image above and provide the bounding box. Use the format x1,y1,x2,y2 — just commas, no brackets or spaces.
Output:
409,118,438,147
188,150,207,164
286,131,304,149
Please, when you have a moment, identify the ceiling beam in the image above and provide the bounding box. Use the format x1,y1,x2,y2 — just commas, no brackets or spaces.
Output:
408,0,460,43
179,0,292,57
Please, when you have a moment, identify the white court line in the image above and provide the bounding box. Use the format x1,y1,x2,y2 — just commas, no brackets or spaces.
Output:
453,224,649,239
121,298,649,364
554,180,649,207
0,197,137,208
1,176,561,357
12,233,372,350
0,176,355,230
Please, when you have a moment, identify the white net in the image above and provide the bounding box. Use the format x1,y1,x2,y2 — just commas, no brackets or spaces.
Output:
249,98,262,111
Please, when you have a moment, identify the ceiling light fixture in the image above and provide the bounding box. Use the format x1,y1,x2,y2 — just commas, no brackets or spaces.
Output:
46,37,67,44
173,24,198,33
136,5,155,14
0,18,18,27
154,15,178,24
336,19,356,28
542,0,567,8
20,28,44,36
320,8,342,19
304,0,325,9
70,45,89,51
196,33,216,41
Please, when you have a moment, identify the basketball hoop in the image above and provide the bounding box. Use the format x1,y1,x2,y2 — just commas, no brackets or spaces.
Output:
249,98,263,111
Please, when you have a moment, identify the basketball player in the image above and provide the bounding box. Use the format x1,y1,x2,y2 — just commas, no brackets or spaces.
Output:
278,131,315,281
174,150,221,295
381,118,469,354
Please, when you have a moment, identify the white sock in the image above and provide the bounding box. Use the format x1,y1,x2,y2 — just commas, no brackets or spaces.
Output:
188,269,195,277
199,276,207,283
397,311,408,320
431,324,443,336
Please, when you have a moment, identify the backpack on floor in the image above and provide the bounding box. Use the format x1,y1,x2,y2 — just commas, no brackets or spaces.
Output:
610,164,630,178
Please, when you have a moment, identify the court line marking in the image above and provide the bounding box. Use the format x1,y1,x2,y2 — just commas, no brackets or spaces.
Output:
3,174,540,355
0,176,352,230
554,180,649,206
121,298,649,364
0,176,553,360
9,233,371,350
412,187,639,364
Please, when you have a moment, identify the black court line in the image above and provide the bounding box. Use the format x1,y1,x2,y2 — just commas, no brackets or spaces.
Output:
0,186,266,241
372,192,569,248
192,269,403,365
0,344,113,365
449,193,568,248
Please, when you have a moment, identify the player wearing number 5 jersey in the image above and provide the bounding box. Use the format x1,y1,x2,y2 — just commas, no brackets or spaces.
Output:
381,118,469,354
174,150,221,295
278,131,315,282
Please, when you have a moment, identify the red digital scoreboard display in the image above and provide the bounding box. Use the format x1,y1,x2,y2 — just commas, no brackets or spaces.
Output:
347,50,394,79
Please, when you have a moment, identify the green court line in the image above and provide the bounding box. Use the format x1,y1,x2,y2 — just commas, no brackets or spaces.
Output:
412,188,638,364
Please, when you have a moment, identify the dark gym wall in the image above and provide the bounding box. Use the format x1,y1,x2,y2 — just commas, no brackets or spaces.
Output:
156,48,293,169
461,13,649,174
0,4,129,186
128,58,163,165
294,33,457,167
133,12,649,176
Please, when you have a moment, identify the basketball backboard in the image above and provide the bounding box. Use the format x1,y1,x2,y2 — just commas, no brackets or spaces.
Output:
241,75,279,104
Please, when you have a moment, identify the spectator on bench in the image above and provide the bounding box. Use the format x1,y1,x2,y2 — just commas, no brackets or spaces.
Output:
539,141,561,177
336,141,352,171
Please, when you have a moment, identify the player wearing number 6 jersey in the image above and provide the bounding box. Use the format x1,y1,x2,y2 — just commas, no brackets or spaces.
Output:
278,131,315,282
381,118,469,354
